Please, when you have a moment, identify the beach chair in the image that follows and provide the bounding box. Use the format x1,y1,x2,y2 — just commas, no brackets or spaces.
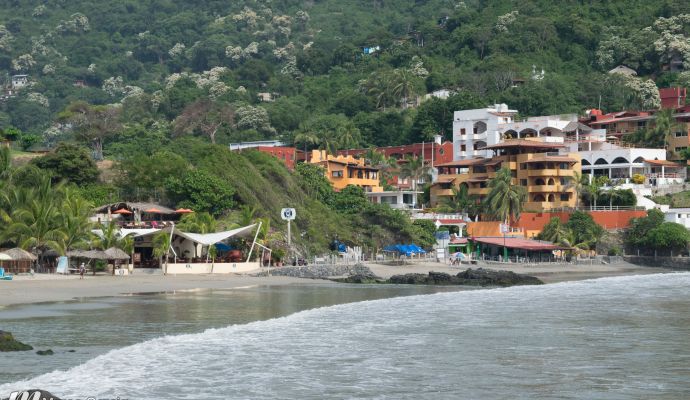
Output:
0,267,13,281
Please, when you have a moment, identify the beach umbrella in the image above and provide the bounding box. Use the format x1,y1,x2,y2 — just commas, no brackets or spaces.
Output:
175,208,194,214
0,252,12,261
145,208,162,213
2,248,38,261
112,208,133,215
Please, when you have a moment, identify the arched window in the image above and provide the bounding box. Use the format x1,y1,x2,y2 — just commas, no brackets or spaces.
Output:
474,141,487,150
533,194,546,202
594,158,608,165
581,159,591,166
547,194,555,202
633,157,645,163
535,178,545,185
520,128,538,138
503,130,517,140
473,121,487,134
547,178,555,185
611,157,629,164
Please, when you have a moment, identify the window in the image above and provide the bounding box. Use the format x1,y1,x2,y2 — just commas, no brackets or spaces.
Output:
511,170,517,178
560,177,566,185
520,163,527,170
460,128,466,135
439,148,444,155
675,131,688,137
560,163,569,170
332,171,343,178
560,193,570,201
460,145,466,151
520,179,527,186
676,147,687,153
637,121,647,129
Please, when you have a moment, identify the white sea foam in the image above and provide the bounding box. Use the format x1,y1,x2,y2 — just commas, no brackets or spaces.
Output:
3,273,690,399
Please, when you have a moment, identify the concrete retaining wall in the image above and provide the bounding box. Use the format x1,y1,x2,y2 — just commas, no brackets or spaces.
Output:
624,256,690,270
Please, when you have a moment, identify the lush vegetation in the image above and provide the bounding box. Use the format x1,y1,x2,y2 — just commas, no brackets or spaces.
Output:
625,209,690,255
537,212,605,251
0,1,688,152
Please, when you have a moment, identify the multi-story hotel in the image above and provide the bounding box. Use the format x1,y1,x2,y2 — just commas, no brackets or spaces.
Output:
431,140,581,212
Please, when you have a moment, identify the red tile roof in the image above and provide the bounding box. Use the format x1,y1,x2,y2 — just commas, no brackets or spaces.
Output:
643,159,682,167
472,237,562,250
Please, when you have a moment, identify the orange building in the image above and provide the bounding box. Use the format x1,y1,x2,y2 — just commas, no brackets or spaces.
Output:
430,140,581,212
309,150,383,192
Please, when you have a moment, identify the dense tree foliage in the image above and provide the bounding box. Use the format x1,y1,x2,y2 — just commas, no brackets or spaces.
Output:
31,142,99,185
0,1,687,149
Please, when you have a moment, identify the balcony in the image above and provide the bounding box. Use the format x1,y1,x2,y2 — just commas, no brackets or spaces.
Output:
529,184,558,192
469,187,490,195
527,169,557,177
432,189,455,197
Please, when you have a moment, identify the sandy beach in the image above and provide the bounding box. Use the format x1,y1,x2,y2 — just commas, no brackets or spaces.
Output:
0,261,670,307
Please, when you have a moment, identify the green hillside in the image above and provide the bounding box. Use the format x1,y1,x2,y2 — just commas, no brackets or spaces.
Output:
0,0,688,148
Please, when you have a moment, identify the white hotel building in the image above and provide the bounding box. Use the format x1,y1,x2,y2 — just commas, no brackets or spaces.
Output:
452,104,675,183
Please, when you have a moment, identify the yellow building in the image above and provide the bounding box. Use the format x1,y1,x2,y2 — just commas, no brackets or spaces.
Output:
309,150,383,192
431,140,581,212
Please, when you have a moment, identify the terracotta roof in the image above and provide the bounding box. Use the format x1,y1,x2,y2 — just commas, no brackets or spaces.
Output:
472,237,562,251
524,156,579,163
435,158,486,167
643,159,682,167
482,140,565,150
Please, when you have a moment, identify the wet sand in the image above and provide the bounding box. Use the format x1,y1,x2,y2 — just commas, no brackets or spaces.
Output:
0,261,671,307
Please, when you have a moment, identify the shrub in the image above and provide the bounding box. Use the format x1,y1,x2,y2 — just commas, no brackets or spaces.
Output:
631,174,645,184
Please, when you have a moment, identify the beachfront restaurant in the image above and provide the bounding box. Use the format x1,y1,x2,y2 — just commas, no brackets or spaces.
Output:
129,224,265,274
468,237,565,262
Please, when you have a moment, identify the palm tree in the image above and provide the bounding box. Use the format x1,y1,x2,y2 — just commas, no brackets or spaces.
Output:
365,148,399,188
537,217,573,247
152,231,171,274
336,122,361,152
398,155,432,208
585,176,608,209
294,131,319,161
51,188,93,256
178,212,217,233
567,171,587,209
484,167,527,223
390,68,419,109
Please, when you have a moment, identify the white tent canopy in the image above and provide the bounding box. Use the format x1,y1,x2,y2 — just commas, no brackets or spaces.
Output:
164,224,258,246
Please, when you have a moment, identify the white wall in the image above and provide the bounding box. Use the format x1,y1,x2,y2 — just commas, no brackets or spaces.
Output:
166,262,261,274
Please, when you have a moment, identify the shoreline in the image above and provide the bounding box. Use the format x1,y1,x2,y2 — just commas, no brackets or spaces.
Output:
0,261,673,308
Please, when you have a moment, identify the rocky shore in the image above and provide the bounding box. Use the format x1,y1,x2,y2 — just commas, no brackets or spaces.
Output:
271,264,543,287
0,330,33,352
387,268,543,286
1,390,60,400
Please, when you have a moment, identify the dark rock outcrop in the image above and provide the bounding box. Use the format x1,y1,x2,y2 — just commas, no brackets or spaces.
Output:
36,349,54,356
454,268,543,286
0,330,33,352
330,273,381,284
387,268,543,287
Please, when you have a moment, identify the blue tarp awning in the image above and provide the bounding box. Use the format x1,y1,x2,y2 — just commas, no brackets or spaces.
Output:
383,244,427,256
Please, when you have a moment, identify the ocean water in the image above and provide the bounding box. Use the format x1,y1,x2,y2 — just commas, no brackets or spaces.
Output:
2,274,690,399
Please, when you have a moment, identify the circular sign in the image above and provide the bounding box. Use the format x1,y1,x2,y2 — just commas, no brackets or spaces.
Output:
281,208,296,221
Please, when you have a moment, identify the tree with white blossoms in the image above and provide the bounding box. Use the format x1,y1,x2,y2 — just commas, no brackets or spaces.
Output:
168,43,186,58
0,25,14,51
235,105,276,135
652,15,690,70
102,76,125,97
173,100,234,144
27,93,49,108
495,11,518,33
623,76,661,110
409,56,429,78
12,54,36,72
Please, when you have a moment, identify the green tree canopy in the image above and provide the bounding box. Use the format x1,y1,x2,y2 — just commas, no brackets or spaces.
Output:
165,168,235,216
31,143,99,185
